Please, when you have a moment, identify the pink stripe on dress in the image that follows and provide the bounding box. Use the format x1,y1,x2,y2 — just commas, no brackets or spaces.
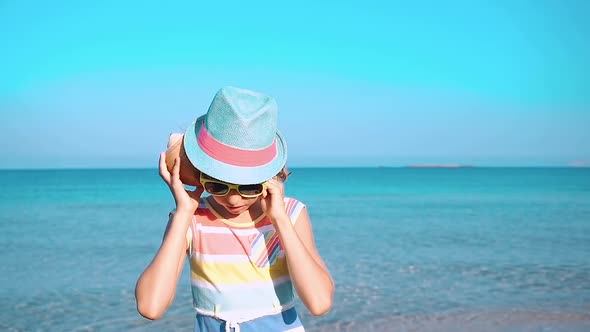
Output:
285,198,296,216
256,235,280,267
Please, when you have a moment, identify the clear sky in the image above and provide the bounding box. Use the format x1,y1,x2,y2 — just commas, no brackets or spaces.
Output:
1,0,589,168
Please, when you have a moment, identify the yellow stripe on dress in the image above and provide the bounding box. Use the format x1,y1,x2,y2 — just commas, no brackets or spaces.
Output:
190,256,290,284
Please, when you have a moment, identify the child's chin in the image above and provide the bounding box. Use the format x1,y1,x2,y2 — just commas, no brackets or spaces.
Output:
224,205,248,215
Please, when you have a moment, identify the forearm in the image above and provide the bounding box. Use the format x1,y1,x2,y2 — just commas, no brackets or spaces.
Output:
135,210,192,319
274,216,334,316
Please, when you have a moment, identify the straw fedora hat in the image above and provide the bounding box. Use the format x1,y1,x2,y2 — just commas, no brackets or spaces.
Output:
164,133,201,186
180,86,287,184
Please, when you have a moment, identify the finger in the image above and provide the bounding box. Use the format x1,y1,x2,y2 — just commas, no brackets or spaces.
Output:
265,179,283,194
172,157,181,182
268,183,285,201
159,152,171,184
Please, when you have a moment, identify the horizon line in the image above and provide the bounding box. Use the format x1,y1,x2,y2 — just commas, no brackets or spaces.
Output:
1,165,589,171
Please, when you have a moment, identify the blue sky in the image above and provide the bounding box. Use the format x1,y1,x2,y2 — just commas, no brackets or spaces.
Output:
1,0,589,168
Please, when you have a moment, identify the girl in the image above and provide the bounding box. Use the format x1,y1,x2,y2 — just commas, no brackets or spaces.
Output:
135,86,334,332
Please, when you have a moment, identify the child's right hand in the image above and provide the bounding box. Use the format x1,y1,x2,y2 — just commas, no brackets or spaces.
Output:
159,152,203,214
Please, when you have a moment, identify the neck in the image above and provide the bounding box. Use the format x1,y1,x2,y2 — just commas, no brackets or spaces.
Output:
206,196,264,224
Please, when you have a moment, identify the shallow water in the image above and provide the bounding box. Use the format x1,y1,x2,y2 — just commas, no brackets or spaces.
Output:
1,167,589,331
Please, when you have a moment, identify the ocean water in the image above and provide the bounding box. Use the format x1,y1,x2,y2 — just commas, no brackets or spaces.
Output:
1,167,589,331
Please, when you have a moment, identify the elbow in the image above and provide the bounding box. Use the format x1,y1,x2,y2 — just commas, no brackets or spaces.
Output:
135,291,167,320
307,286,334,317
135,276,172,320
308,297,333,316
136,300,165,320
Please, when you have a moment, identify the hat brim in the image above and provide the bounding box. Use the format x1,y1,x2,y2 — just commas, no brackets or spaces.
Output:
183,116,287,184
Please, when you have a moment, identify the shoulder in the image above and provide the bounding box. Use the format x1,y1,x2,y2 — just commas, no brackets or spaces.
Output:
283,196,306,210
283,196,305,205
283,197,306,224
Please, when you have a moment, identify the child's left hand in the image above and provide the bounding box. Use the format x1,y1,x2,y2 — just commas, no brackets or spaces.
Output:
260,178,288,222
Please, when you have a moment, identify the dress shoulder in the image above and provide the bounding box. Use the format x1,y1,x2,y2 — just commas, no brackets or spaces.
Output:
283,197,306,225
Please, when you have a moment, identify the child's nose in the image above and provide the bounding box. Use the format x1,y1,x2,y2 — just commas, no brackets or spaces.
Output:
225,189,243,203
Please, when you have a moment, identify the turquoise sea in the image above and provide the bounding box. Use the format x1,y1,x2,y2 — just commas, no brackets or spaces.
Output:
1,167,589,331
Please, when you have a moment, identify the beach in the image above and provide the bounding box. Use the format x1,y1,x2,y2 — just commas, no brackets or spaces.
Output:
1,167,589,331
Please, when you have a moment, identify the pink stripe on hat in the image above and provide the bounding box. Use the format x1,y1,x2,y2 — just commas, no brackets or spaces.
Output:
197,121,278,167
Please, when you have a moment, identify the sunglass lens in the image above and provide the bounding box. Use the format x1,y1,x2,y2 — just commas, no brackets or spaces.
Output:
238,184,264,196
204,182,229,196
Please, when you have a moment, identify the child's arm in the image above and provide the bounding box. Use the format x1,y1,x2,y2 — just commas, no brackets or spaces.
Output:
135,154,202,320
261,179,334,316
135,211,192,320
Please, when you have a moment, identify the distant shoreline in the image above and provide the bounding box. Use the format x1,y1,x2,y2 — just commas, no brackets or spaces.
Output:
404,164,475,168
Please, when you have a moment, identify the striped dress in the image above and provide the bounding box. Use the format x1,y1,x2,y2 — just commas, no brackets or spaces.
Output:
185,196,306,332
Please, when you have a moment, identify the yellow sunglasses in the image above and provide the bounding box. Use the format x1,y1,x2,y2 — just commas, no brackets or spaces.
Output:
199,173,267,198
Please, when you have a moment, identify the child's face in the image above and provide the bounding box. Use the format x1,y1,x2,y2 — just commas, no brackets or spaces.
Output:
200,173,266,216
200,174,267,198
210,191,260,216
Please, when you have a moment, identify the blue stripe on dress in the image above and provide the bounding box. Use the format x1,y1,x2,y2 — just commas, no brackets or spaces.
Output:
191,280,294,313
194,307,304,332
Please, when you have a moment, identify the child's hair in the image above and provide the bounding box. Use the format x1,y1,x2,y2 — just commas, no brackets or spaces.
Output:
275,166,292,183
